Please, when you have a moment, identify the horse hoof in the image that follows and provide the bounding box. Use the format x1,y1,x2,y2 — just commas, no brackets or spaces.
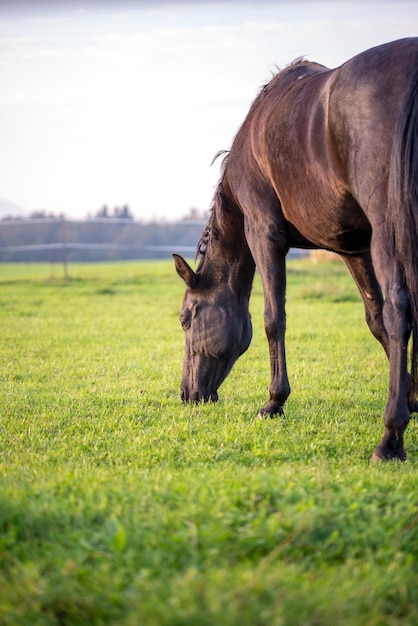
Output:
256,408,285,420
256,411,274,420
371,448,406,462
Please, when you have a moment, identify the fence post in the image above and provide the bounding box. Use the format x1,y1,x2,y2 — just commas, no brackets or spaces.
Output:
60,215,69,280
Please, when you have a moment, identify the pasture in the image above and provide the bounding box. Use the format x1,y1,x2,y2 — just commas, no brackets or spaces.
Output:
1,259,418,625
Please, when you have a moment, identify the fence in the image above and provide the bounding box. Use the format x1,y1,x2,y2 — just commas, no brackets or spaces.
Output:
0,216,203,277
0,215,310,279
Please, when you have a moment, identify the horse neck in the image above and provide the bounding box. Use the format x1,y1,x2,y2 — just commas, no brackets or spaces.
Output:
202,202,255,302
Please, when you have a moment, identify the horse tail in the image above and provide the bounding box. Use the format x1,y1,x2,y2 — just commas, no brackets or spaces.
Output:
387,68,418,402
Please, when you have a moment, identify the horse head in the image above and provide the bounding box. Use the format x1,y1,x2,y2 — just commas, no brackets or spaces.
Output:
173,254,252,403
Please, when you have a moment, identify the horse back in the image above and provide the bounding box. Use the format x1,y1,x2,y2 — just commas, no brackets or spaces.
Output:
329,38,418,213
234,38,418,254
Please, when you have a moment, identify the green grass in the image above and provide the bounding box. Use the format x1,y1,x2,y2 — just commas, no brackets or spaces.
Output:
1,259,418,625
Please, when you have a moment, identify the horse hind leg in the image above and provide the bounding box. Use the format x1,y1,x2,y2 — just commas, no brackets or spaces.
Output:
342,252,389,356
344,253,418,415
371,260,412,461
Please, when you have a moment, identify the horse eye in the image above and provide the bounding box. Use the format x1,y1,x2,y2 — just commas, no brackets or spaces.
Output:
180,310,191,331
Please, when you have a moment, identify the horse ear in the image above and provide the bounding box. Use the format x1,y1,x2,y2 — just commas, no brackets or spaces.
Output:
173,254,197,288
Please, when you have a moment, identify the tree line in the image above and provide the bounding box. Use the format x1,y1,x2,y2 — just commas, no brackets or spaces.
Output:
0,206,208,262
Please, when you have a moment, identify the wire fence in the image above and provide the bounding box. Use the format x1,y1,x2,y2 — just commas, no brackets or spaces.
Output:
0,215,309,279
0,216,203,276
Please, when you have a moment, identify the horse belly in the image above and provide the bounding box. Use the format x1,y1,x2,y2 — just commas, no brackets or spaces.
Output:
282,191,372,254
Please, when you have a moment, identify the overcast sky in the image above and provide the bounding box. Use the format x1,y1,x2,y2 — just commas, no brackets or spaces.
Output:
1,0,418,220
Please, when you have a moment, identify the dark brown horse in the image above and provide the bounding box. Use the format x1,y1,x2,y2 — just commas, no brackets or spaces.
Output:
174,38,418,461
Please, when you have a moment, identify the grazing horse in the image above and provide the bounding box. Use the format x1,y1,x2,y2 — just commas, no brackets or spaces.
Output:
174,38,418,461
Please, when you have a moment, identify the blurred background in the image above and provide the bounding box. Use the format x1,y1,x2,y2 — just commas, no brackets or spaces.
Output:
1,0,417,261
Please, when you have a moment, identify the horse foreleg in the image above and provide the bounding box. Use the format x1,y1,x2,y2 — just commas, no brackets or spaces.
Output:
257,254,290,418
260,285,290,417
245,220,290,417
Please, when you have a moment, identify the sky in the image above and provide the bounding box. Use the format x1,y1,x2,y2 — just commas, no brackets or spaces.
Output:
1,0,418,221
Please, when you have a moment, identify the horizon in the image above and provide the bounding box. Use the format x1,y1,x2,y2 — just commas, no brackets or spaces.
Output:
1,0,418,221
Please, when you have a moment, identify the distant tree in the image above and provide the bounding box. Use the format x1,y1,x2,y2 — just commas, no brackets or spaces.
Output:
93,205,134,220
114,205,134,220
30,210,60,219
96,205,109,218
1,215,23,221
182,207,209,221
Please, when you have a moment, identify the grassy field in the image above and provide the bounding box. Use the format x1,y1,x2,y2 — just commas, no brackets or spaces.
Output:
1,258,418,625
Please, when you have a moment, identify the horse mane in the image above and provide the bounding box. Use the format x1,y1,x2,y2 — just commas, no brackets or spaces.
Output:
195,57,312,268
195,150,231,265
195,222,211,262
248,57,308,107
195,192,223,267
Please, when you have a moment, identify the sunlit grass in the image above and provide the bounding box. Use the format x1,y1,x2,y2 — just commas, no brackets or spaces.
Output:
1,259,418,625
